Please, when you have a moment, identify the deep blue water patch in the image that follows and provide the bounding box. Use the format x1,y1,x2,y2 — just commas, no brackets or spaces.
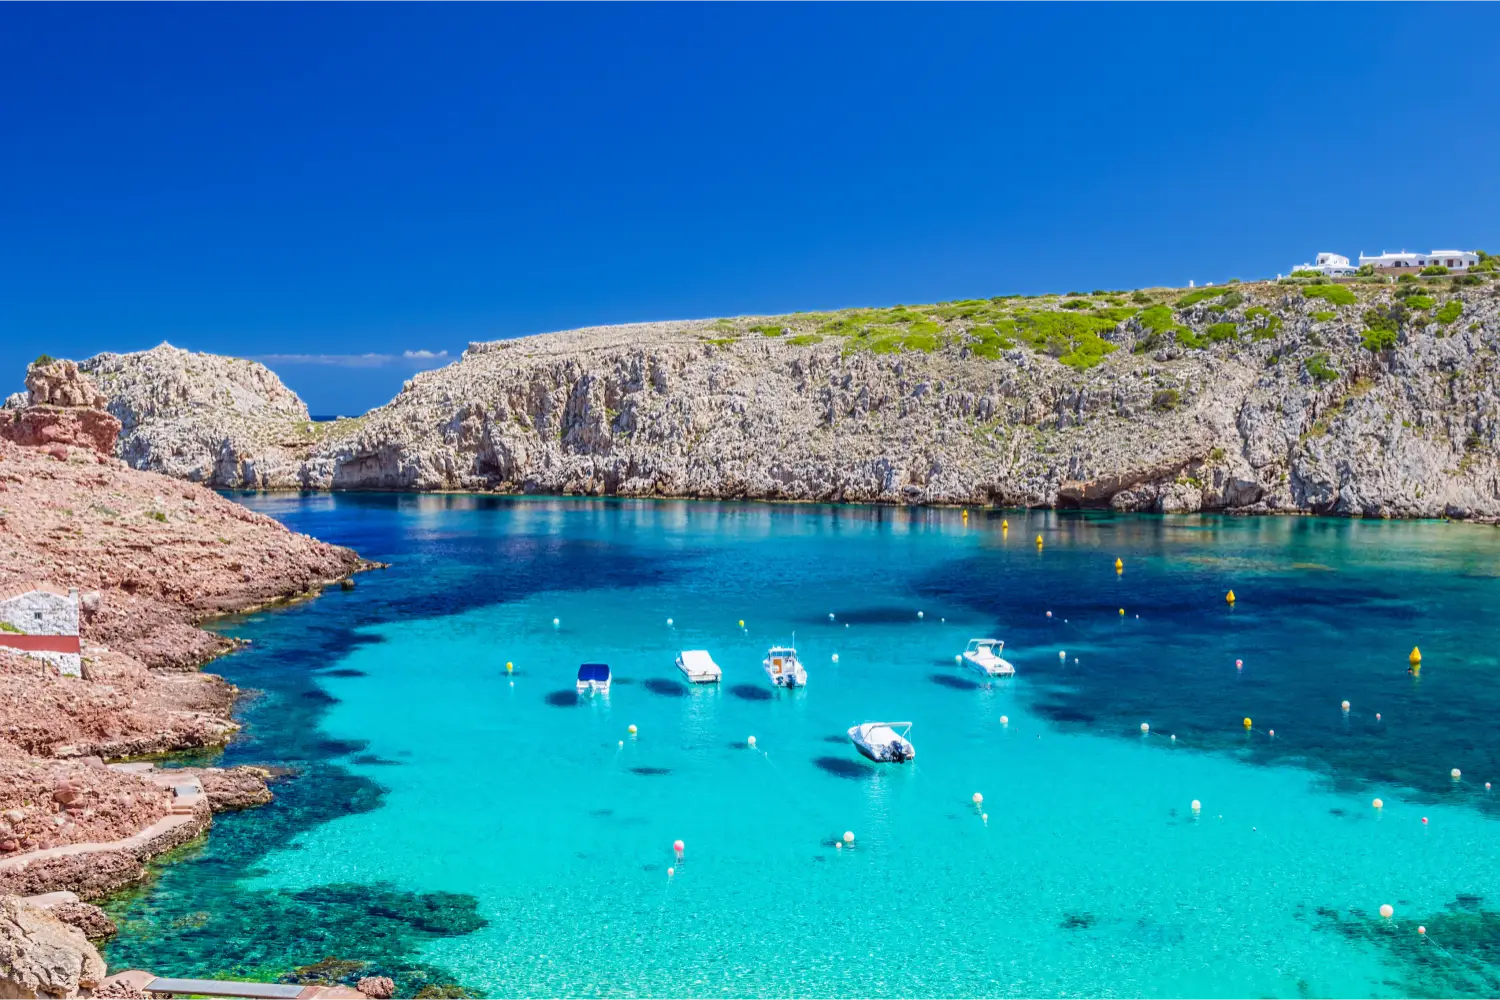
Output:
915,512,1500,810
729,683,772,702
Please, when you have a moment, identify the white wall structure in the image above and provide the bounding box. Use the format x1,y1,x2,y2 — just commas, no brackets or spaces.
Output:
1292,252,1358,277
0,584,82,678
1358,250,1479,272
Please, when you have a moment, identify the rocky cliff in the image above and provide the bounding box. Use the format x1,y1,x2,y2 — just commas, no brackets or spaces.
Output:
72,277,1500,518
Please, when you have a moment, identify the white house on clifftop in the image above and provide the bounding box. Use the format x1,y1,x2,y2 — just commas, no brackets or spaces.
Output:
0,583,81,677
1358,250,1479,272
1292,252,1357,277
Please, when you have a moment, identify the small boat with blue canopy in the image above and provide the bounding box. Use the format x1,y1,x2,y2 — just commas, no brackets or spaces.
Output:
576,662,611,694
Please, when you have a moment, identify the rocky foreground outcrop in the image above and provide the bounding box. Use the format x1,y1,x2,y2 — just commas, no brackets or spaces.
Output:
0,363,363,924
57,277,1500,518
0,895,105,998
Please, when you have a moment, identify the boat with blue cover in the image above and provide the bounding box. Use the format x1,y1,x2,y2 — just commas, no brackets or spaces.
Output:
576,662,611,694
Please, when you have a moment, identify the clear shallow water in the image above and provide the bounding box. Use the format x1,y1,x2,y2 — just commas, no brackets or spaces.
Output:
105,497,1500,997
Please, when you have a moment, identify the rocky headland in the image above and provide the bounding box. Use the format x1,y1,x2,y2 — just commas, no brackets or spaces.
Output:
0,362,366,994
54,274,1500,519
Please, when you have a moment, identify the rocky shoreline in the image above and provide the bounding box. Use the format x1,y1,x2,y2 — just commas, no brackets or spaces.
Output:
49,275,1500,520
0,361,368,994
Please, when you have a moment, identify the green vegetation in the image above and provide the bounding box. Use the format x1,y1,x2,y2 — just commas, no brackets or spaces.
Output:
1151,388,1181,411
966,325,1016,358
1289,270,1323,279
1435,300,1463,325
1420,264,1450,276
750,324,786,337
1205,322,1239,343
1001,311,1119,370
1130,291,1153,305
786,334,823,346
1364,303,1409,341
1177,287,1232,308
1356,264,1376,277
1312,311,1337,322
1472,256,1499,273
1214,290,1245,311
1060,299,1092,310
1090,306,1138,323
147,511,167,523
1403,295,1435,311
1304,352,1339,383
0,622,20,634
1302,284,1356,306
1243,306,1283,341
1362,326,1398,352
30,354,56,368
1134,304,1188,353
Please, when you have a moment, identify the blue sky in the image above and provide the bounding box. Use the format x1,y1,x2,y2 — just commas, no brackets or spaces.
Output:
3,4,1497,414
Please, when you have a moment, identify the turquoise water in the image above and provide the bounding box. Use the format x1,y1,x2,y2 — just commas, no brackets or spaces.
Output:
106,498,1500,997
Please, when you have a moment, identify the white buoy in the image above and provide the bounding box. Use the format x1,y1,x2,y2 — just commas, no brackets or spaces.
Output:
843,830,855,844
917,611,924,619
1073,657,1079,664
832,653,839,663
1000,715,1009,726
1341,700,1350,712
747,735,756,747
972,792,983,806
1046,611,1052,618
1380,904,1394,920
835,841,842,849
628,724,638,735
1452,768,1462,779
1170,734,1176,742
955,654,962,663
1140,722,1150,734
553,617,560,627
1376,713,1382,721
1235,659,1243,668
1373,798,1383,809
1059,650,1067,660
829,613,835,621
1191,799,1201,812
1269,729,1275,737
667,618,674,626
618,740,624,747
981,812,988,822
667,866,675,877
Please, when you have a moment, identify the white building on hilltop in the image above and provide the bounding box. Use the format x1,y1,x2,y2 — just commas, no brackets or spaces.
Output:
1292,252,1358,277
1358,249,1479,273
0,583,81,677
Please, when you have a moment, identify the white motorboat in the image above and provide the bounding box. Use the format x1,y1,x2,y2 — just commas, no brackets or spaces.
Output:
848,721,915,763
676,649,722,684
763,645,807,688
576,662,611,694
961,638,1015,677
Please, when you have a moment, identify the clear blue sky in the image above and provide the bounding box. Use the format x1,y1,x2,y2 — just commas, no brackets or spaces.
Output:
3,4,1496,414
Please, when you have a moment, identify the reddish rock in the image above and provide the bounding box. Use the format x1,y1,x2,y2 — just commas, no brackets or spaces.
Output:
1,406,122,455
48,900,117,940
357,976,396,999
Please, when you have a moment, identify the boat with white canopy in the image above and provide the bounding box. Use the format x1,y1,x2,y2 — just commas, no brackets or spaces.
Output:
676,649,722,684
848,721,915,763
961,638,1014,677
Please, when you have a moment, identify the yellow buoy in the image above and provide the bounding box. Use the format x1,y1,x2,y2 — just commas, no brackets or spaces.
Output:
1036,535,1044,547
1242,717,1252,729
1119,608,1125,616
1002,519,1009,528
1226,589,1236,605
505,661,513,672
738,619,745,628
628,724,638,735
1115,558,1123,573
1409,646,1421,664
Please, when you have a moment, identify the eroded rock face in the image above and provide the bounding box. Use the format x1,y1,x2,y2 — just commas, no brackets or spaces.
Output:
78,281,1500,518
23,362,105,411
0,895,105,998
45,902,115,942
0,362,121,456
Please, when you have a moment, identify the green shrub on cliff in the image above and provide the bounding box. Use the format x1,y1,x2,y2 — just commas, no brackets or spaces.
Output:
1402,294,1435,311
1177,287,1230,308
30,354,56,369
1421,264,1449,276
1312,311,1336,322
1007,311,1118,370
1151,388,1181,411
751,324,786,337
1304,353,1339,383
1303,284,1356,307
966,325,1016,358
1435,300,1463,325
1206,321,1239,343
1362,327,1399,352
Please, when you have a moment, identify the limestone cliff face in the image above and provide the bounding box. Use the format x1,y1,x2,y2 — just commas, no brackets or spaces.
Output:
78,280,1500,518
78,343,311,486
